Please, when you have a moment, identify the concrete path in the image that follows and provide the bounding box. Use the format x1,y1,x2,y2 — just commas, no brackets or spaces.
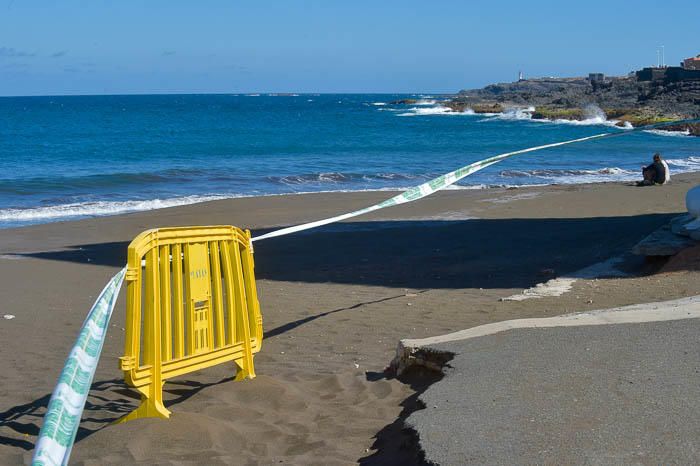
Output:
394,297,700,465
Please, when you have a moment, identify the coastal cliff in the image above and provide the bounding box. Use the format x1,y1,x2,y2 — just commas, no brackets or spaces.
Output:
444,76,700,134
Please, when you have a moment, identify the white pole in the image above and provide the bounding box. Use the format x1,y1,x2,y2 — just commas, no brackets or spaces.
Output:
662,45,665,67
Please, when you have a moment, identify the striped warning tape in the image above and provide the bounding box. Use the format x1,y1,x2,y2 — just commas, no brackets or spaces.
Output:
32,268,126,466
252,118,700,242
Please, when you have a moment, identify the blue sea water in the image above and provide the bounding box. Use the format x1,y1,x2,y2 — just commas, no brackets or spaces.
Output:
1,93,700,229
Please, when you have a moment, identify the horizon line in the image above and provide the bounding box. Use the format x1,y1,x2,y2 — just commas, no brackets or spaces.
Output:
0,90,460,98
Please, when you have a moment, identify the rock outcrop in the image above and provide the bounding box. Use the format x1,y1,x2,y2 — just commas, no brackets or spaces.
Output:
450,75,700,130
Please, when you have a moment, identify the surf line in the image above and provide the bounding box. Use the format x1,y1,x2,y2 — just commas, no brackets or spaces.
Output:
252,118,700,242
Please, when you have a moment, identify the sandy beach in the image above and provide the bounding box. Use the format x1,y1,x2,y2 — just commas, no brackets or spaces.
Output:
3,173,700,465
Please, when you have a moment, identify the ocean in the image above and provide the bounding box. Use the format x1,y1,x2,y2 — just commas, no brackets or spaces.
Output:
2,93,700,229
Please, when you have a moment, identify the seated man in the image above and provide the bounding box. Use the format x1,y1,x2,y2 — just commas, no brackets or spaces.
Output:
638,153,668,186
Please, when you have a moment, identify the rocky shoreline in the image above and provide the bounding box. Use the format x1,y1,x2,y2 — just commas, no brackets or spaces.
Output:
407,75,700,135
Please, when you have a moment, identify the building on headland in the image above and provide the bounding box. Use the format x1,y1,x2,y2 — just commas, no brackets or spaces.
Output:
683,55,700,71
588,73,605,82
636,54,700,83
636,67,669,82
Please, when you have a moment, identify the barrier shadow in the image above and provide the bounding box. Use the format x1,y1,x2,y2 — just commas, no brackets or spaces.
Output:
263,290,428,339
12,241,129,267
10,214,678,290
253,215,677,289
0,376,233,451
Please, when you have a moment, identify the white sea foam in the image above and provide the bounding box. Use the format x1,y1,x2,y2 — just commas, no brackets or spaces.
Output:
544,116,631,128
666,156,700,172
549,105,633,129
485,105,634,129
0,195,230,224
500,167,638,184
644,129,691,137
495,156,700,184
372,102,386,106
398,105,475,117
493,106,535,121
414,99,437,106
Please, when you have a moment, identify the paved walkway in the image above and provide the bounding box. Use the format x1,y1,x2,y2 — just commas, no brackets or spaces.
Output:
395,297,700,465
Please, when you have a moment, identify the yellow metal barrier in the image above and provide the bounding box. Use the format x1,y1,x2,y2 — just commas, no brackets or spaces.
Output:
117,226,263,423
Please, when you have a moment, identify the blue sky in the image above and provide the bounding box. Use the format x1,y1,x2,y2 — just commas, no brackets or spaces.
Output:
1,0,698,95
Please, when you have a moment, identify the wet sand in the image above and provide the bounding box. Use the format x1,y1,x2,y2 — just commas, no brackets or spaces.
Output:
2,173,700,465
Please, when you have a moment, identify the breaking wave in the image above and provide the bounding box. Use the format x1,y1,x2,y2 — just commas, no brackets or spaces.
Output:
666,156,700,172
644,129,691,137
397,105,475,117
485,105,633,128
493,106,536,121
0,195,231,224
500,167,638,184
268,172,432,186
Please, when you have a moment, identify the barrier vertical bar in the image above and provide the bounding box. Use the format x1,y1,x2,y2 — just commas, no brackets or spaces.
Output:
123,253,141,376
241,230,262,343
146,246,168,418
230,239,255,380
184,244,195,356
205,244,214,351
172,243,184,359
210,241,225,348
159,245,172,361
220,241,237,346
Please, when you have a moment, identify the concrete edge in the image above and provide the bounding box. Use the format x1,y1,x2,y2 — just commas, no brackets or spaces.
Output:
391,295,700,375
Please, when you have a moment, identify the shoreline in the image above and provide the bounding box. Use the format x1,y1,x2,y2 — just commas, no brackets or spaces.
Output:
4,168,699,231
2,174,700,464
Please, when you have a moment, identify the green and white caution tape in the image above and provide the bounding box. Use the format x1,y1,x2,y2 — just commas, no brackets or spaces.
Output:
32,267,126,466
252,118,700,242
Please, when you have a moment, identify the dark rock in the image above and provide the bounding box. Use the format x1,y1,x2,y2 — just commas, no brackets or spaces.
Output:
389,99,418,105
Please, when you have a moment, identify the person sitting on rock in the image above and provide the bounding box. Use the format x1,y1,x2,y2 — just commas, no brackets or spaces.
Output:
638,153,668,186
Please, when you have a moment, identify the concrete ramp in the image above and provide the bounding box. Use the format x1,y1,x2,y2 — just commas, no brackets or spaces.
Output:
394,297,700,465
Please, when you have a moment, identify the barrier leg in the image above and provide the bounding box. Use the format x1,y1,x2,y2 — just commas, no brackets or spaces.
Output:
115,383,171,424
231,242,256,381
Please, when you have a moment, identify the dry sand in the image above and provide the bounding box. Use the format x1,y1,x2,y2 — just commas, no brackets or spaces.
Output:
2,173,700,465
